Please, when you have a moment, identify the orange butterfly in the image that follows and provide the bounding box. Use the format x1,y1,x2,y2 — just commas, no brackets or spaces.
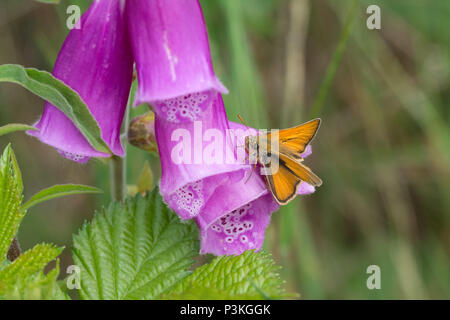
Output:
240,116,322,205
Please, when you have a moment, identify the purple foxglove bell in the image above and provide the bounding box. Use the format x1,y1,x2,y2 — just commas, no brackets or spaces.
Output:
156,93,245,220
195,169,279,256
194,123,316,256
126,0,227,115
127,0,240,221
28,0,133,162
155,94,280,255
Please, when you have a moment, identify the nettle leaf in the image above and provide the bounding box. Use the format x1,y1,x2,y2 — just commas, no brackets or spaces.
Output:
0,145,73,299
51,280,71,300
0,64,111,154
0,123,37,137
22,184,102,211
72,190,200,300
1,261,62,300
0,260,10,271
0,243,62,283
165,251,296,300
0,243,63,299
0,145,25,261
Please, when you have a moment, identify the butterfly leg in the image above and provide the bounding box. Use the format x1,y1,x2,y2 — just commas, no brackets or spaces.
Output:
244,162,258,184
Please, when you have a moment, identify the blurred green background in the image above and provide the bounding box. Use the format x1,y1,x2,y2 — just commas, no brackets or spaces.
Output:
0,0,449,299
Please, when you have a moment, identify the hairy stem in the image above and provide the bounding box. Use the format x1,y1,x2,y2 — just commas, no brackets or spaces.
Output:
110,80,135,203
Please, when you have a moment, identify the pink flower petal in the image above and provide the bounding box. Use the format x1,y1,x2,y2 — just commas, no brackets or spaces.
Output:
127,0,227,114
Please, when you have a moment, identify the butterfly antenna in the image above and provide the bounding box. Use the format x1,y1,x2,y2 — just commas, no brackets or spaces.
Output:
237,114,250,130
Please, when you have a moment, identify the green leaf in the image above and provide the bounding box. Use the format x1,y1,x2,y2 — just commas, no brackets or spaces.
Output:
0,64,111,154
72,190,200,300
21,184,102,211
165,251,297,300
0,259,10,271
0,243,62,283
0,261,61,300
0,123,37,137
0,145,25,261
51,280,71,300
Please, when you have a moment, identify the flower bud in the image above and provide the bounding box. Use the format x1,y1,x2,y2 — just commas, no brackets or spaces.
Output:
127,112,158,154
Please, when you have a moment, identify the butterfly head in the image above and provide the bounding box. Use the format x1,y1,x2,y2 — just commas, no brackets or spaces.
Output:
244,135,259,156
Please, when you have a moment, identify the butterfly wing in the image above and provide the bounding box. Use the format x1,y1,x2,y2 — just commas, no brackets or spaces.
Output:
265,164,300,204
255,118,322,204
265,153,322,205
267,118,321,161
280,153,322,186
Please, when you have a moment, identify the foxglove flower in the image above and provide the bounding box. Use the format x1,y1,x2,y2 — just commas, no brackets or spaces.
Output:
126,0,316,255
154,94,281,255
28,0,133,162
155,93,245,220
29,0,227,162
127,0,238,221
126,0,227,109
194,122,316,256
195,169,279,256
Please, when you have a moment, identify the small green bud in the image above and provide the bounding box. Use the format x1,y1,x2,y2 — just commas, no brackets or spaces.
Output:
128,112,158,154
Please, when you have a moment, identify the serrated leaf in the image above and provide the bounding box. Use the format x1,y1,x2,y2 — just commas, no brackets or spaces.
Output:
0,145,25,261
51,280,71,300
0,259,10,271
0,243,62,285
0,64,111,154
72,190,200,300
0,123,37,137
22,184,102,211
0,260,62,300
165,251,297,300
7,144,23,194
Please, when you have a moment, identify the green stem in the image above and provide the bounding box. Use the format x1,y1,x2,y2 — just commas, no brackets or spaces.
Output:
110,80,135,202
110,155,125,202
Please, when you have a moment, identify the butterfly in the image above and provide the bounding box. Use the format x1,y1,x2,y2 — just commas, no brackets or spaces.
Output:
240,116,322,205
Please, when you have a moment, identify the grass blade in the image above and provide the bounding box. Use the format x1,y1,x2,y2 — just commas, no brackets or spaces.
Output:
309,0,358,118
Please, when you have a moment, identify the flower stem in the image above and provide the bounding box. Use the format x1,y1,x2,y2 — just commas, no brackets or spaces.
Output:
7,236,21,261
110,79,135,202
110,155,125,202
